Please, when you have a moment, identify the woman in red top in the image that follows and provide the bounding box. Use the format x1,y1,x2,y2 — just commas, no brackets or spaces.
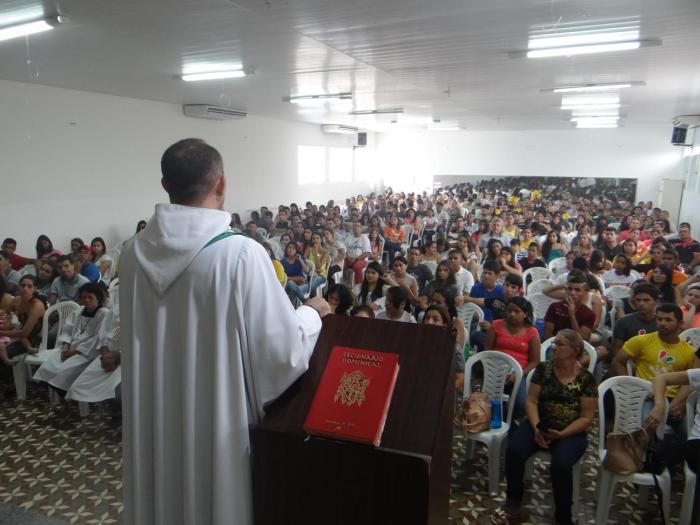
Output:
383,215,405,267
484,296,540,414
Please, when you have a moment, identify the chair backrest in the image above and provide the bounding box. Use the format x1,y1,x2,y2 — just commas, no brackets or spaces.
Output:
306,259,316,280
680,328,700,351
463,351,523,426
596,303,607,333
540,336,597,373
609,298,623,333
592,274,605,294
400,224,413,246
547,256,568,277
604,285,632,303
526,278,553,296
19,265,36,276
39,301,82,351
526,292,556,321
422,260,438,275
108,277,119,295
456,302,483,330
597,376,667,459
522,267,552,293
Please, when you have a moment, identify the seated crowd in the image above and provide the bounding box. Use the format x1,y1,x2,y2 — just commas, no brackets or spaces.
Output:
1,177,700,523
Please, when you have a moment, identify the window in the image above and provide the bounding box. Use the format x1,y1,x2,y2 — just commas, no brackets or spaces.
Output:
354,147,375,182
328,147,353,183
298,145,326,184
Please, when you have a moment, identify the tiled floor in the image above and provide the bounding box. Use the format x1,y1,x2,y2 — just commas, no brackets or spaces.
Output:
0,382,689,525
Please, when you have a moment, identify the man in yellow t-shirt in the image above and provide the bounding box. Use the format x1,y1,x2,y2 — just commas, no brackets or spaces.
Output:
614,304,699,413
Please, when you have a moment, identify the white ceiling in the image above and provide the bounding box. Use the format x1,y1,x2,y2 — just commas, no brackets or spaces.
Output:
0,0,698,131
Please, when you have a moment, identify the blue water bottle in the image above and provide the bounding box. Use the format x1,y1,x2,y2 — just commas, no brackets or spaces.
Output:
490,399,502,429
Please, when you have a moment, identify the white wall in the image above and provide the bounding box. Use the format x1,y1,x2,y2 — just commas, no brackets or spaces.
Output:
375,128,684,204
0,79,373,254
678,128,700,229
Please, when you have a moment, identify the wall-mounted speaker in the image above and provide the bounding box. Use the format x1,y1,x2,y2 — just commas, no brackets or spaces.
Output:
671,126,689,145
357,132,367,147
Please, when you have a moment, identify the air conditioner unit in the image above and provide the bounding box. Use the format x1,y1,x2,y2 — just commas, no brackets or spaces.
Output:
321,124,358,135
673,115,700,128
183,104,247,120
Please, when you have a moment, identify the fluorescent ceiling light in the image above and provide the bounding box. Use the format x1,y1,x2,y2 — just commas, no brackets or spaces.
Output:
561,94,619,106
527,20,641,58
528,41,640,58
350,108,404,115
528,27,639,49
576,122,618,128
552,83,633,93
182,69,246,81
561,104,621,110
0,17,57,42
286,92,352,103
571,116,619,123
571,109,620,118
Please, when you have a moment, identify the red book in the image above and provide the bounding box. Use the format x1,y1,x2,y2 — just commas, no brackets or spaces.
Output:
303,346,400,447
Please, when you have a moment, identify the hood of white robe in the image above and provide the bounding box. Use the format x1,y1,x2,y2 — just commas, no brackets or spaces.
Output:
133,204,232,295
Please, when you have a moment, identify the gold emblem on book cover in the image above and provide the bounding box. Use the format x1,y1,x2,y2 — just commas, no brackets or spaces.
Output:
334,370,370,407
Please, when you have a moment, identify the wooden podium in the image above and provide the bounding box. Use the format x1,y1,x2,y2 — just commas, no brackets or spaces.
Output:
251,315,456,525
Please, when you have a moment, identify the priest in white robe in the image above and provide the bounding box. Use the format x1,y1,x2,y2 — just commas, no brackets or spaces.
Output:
119,138,330,525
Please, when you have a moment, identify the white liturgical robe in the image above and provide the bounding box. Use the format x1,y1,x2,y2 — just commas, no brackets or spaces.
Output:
119,204,322,525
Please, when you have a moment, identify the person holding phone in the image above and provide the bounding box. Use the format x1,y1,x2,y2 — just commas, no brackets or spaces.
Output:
493,329,597,525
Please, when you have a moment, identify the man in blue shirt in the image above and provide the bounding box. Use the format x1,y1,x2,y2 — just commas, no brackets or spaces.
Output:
465,260,505,351
465,260,505,321
76,244,101,283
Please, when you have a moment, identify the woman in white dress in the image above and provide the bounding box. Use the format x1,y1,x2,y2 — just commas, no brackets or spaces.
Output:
33,282,110,395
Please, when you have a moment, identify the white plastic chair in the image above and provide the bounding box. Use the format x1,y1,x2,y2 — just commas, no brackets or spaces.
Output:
456,302,483,331
526,278,553,297
679,391,697,525
609,298,624,334
107,277,119,296
604,285,632,303
19,264,36,276
303,260,316,300
523,267,552,294
462,351,523,495
595,376,672,524
399,224,413,255
680,327,700,351
13,301,82,401
547,256,568,277
539,337,597,373
422,260,438,275
527,292,557,322
523,368,585,519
